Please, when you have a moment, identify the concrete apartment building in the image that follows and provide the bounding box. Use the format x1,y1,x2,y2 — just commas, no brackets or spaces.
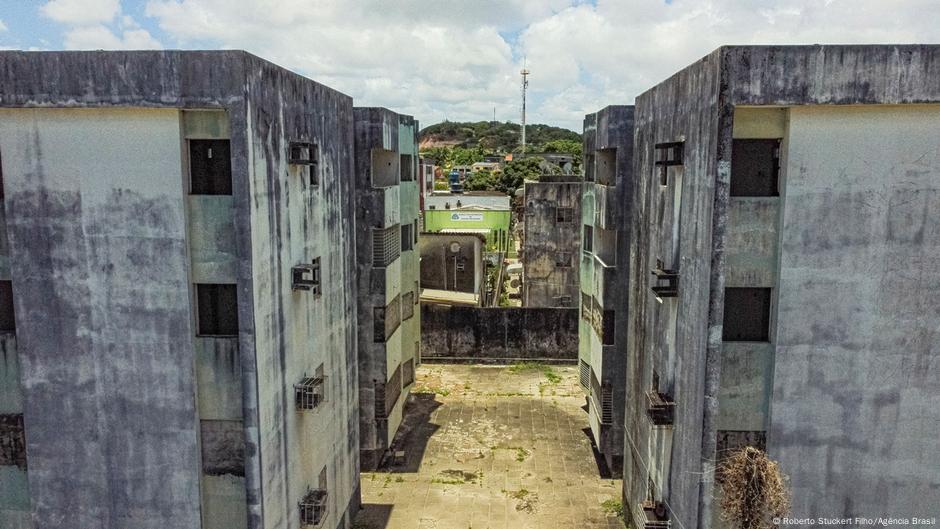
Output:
578,105,635,472
354,108,421,470
522,176,582,307
0,50,361,529
621,45,940,529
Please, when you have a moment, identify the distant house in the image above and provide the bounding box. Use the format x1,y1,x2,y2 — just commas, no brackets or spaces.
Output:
470,161,501,172
423,192,513,255
419,232,485,307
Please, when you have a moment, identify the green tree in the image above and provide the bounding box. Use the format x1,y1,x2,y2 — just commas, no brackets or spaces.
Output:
463,169,500,191
498,157,543,194
542,139,582,157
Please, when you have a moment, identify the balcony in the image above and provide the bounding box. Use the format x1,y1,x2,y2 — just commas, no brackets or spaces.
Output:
646,391,675,426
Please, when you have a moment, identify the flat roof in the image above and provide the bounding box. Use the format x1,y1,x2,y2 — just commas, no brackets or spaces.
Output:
420,289,480,306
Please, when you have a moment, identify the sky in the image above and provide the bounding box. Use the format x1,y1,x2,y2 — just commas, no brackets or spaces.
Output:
1,0,939,132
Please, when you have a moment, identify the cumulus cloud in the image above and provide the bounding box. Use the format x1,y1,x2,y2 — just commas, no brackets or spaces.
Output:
40,0,122,25
42,0,162,50
141,0,940,130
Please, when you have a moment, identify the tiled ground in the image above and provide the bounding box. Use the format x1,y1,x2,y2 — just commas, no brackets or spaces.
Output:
354,363,624,529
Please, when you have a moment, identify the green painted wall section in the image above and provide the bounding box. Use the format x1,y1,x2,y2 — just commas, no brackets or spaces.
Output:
423,209,513,253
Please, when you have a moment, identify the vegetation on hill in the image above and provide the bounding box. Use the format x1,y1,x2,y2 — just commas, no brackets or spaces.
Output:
419,120,583,195
419,120,580,152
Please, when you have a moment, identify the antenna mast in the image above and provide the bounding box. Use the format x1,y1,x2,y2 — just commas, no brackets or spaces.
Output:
520,60,529,156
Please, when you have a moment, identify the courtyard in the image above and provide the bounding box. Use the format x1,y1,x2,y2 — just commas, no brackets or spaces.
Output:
354,363,625,529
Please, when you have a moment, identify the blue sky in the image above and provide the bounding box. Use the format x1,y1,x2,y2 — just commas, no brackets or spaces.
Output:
2,0,939,131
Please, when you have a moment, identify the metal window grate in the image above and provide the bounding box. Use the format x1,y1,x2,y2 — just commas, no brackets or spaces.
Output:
299,489,328,527
579,359,590,389
601,383,613,424
295,377,326,410
651,259,679,300
646,391,675,426
372,225,401,268
292,258,321,294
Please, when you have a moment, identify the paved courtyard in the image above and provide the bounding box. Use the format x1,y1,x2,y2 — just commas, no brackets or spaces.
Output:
354,363,625,529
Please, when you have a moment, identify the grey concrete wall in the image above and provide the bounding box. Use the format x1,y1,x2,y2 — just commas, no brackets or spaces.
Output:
624,44,940,529
421,305,578,361
624,48,723,529
0,50,362,529
419,233,483,293
0,106,202,529
243,58,359,529
769,105,940,520
580,105,635,471
354,107,407,470
522,181,582,307
0,334,29,529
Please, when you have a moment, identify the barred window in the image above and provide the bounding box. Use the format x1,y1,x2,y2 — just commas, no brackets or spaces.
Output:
556,206,574,223
372,225,401,267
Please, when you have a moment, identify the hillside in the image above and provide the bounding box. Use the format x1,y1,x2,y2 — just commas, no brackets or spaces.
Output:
419,120,580,152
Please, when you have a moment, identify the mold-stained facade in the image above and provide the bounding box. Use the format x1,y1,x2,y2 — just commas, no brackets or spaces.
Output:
354,108,421,470
578,105,635,473
522,176,582,307
622,45,940,529
0,50,360,529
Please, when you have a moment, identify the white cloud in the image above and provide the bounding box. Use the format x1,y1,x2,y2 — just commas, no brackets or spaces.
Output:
0,19,7,32
40,0,122,25
141,0,940,131
62,23,161,49
42,0,163,50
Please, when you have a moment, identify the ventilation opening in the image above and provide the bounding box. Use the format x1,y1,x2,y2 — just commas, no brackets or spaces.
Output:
595,148,616,186
730,139,780,197
292,258,321,294
196,283,238,336
372,225,401,268
722,287,772,342
189,139,232,195
556,206,574,223
584,152,596,182
371,148,398,188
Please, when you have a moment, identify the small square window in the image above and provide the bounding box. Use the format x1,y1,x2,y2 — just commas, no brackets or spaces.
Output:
190,140,232,195
555,251,572,268
731,139,779,197
0,281,15,332
722,287,771,342
556,207,574,223
196,284,238,336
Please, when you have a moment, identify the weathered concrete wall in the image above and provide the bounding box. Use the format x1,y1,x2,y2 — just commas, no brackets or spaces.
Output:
770,104,940,520
243,58,359,529
522,180,582,307
0,50,363,529
623,45,940,529
421,305,578,361
624,48,722,529
0,335,29,529
354,107,414,470
580,105,635,471
0,107,202,529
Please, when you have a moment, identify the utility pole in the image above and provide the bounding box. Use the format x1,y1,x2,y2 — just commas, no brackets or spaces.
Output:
520,60,529,156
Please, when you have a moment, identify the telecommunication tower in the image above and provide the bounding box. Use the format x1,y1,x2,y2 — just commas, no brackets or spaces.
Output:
520,62,529,156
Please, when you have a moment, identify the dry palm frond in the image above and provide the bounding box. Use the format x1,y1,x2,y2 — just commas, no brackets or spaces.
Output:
718,446,791,529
